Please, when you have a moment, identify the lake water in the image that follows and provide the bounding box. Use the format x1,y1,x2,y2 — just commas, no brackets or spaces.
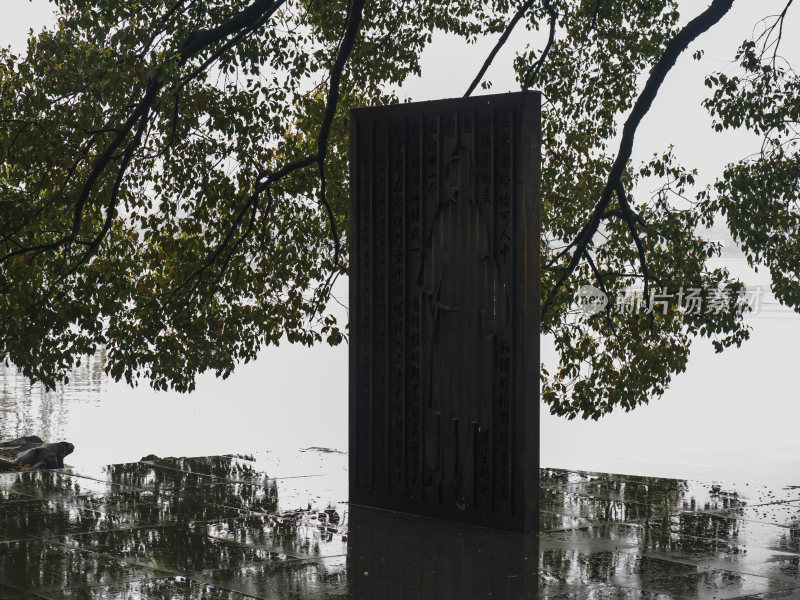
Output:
3,279,800,490
0,342,350,470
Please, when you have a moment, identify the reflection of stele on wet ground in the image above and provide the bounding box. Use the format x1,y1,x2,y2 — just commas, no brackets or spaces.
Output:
2,450,800,599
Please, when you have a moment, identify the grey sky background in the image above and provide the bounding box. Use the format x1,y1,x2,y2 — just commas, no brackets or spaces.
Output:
2,1,800,484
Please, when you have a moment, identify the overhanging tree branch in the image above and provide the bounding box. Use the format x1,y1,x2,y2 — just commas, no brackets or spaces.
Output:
160,153,319,301
583,248,617,332
756,0,795,69
522,0,557,90
465,0,535,97
540,0,736,325
615,182,656,331
317,0,366,276
0,0,287,269
160,0,366,305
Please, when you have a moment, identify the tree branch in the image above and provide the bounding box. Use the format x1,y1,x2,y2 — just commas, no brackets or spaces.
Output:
178,0,282,62
465,0,535,97
522,0,557,90
317,0,366,274
161,153,320,301
0,0,287,268
540,0,736,325
583,248,617,332
756,0,794,69
590,0,603,30
615,182,655,331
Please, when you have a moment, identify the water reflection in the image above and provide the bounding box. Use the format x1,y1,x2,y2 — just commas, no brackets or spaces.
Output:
0,344,350,468
347,505,537,599
53,577,258,600
0,537,155,596
536,469,800,598
0,454,353,599
0,350,106,442
3,456,800,598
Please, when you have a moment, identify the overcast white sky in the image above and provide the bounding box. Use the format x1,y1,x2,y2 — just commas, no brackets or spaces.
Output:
2,1,800,485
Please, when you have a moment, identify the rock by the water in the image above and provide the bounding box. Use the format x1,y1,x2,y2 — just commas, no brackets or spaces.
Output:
0,435,44,449
0,438,74,472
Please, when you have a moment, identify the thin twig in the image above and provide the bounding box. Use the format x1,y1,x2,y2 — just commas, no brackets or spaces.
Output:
615,182,654,332
522,0,557,90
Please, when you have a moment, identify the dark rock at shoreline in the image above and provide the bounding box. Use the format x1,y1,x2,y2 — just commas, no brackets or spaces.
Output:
0,435,44,450
0,438,74,472
300,447,346,454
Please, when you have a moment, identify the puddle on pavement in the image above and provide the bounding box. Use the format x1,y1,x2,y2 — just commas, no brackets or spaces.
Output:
0,456,799,598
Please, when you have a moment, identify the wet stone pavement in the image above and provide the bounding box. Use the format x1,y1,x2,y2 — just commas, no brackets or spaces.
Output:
2,453,800,599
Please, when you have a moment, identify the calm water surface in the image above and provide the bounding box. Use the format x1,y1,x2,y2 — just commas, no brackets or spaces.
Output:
2,307,800,490
0,343,350,472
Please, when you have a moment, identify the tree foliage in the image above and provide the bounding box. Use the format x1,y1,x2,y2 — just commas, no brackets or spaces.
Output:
0,0,798,418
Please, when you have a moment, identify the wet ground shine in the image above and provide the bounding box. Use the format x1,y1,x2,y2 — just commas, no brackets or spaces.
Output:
2,452,800,599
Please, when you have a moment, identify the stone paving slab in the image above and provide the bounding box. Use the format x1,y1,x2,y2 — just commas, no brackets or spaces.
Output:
0,498,135,543
193,513,347,560
190,556,349,600
51,577,263,600
0,583,47,600
0,538,159,594
3,456,800,598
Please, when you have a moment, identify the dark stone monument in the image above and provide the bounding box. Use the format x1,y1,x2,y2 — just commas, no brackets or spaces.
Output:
348,91,540,532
